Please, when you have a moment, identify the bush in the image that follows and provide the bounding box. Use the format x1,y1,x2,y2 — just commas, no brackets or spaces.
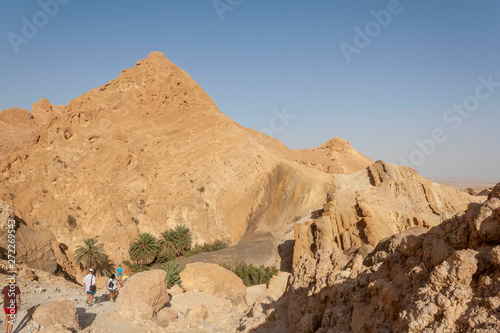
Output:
185,240,229,257
129,233,159,265
157,225,192,262
223,262,279,287
122,260,150,274
157,261,182,288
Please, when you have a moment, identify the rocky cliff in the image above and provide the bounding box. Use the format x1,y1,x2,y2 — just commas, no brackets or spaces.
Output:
292,160,484,267
240,183,500,333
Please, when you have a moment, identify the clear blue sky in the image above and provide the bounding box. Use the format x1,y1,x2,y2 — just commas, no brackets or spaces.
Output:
1,0,499,180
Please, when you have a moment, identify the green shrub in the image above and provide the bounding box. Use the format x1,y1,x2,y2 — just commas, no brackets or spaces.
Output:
223,262,279,287
129,233,159,265
157,261,182,288
185,240,229,257
157,225,192,262
122,260,150,274
67,215,76,227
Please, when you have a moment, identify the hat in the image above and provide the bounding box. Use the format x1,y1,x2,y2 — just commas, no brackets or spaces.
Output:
89,268,94,272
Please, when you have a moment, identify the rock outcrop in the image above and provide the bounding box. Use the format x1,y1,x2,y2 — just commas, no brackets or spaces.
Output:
292,160,483,267
0,108,36,157
118,269,170,320
0,200,60,274
180,262,247,308
31,299,80,332
240,183,500,333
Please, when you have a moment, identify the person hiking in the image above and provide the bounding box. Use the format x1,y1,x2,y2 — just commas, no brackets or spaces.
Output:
116,264,123,287
2,280,21,333
83,268,97,306
107,274,118,302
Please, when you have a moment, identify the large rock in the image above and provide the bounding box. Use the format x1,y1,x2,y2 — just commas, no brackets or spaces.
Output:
0,200,58,274
118,269,170,320
32,299,79,332
180,262,247,307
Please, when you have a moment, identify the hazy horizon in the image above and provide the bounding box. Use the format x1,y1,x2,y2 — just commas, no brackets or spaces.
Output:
1,0,499,181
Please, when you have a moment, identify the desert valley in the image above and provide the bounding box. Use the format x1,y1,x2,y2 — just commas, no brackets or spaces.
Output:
0,52,499,332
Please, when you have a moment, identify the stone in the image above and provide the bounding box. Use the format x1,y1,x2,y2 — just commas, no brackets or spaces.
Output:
187,305,208,320
180,262,247,307
156,308,178,327
168,284,184,296
490,246,500,267
118,269,170,321
32,299,79,332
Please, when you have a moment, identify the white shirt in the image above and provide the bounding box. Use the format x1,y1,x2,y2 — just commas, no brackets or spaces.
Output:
83,273,95,292
107,278,118,291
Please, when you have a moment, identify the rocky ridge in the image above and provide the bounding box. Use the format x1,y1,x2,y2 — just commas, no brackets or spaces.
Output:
240,183,500,332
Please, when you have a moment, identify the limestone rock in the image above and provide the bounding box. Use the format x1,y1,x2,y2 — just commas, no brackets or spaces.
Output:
239,182,500,333
0,200,58,274
0,108,36,157
156,308,178,327
292,160,481,267
180,262,247,307
32,299,79,332
118,269,170,320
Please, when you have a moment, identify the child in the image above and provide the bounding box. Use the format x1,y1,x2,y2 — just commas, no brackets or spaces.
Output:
107,274,118,302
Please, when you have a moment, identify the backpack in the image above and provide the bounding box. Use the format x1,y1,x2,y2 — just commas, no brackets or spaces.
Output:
108,279,114,289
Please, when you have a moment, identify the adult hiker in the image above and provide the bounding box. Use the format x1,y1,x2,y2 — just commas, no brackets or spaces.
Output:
107,274,118,302
83,268,97,306
2,279,21,333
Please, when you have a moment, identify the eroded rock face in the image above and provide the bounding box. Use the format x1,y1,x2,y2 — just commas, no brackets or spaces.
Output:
0,108,36,158
32,299,80,332
0,200,59,274
292,160,482,266
180,262,247,307
118,269,170,321
240,183,500,333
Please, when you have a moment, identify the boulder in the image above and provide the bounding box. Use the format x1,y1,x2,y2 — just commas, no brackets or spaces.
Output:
156,308,178,327
168,284,184,296
180,262,247,307
0,200,58,274
32,299,79,332
118,269,170,320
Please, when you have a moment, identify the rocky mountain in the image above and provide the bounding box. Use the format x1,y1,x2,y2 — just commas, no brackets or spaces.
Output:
240,183,500,333
0,52,371,277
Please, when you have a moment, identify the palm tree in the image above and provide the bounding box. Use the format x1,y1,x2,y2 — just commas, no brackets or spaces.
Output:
129,233,159,265
158,225,192,261
74,238,108,271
